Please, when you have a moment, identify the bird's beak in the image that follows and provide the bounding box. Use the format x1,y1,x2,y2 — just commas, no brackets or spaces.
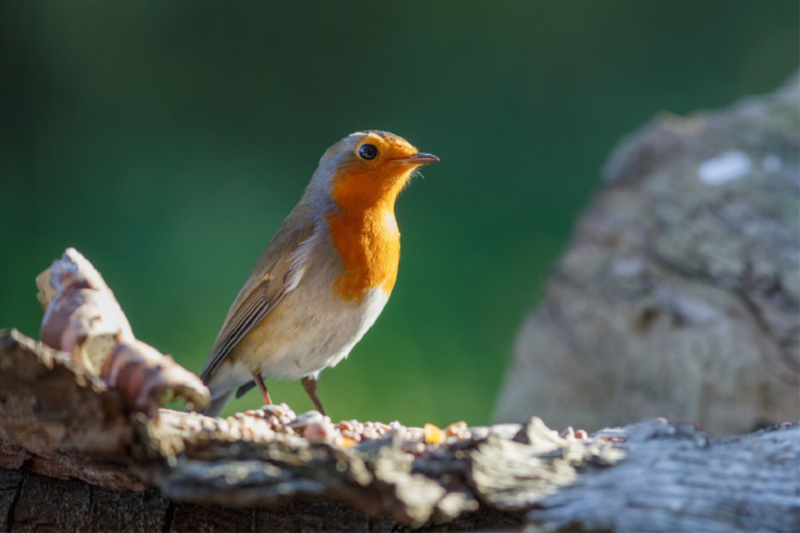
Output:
393,152,439,166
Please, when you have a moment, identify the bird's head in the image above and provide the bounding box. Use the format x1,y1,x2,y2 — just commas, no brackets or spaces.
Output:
307,131,438,212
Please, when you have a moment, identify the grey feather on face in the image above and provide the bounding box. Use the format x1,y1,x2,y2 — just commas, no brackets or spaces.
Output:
352,130,397,139
303,133,374,215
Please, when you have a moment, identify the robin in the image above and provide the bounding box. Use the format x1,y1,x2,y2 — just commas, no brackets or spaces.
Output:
194,130,438,417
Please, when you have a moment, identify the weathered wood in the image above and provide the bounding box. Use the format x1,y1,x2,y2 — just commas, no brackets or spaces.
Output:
1,329,798,531
37,247,210,418
0,329,609,530
0,330,132,456
0,468,523,532
496,73,800,437
530,422,800,533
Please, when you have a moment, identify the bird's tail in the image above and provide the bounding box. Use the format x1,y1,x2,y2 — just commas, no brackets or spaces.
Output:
184,388,234,418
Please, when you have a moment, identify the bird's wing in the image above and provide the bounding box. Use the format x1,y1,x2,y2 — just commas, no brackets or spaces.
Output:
200,215,318,382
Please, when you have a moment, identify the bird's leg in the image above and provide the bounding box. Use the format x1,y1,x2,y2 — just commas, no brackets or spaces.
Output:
301,376,326,416
251,370,272,406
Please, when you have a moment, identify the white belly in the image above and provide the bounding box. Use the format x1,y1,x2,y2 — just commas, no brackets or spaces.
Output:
208,282,390,394
260,285,389,380
204,214,396,401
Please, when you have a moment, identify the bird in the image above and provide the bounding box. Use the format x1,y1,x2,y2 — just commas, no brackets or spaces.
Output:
194,130,438,417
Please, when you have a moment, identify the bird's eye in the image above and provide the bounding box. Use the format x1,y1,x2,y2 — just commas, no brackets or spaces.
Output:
359,144,379,160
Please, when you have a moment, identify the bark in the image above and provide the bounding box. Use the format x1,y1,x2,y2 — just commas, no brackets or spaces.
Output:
529,423,800,533
495,73,800,437
1,330,798,532
36,247,210,418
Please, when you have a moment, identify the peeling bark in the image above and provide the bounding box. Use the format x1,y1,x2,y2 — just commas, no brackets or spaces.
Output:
37,248,210,417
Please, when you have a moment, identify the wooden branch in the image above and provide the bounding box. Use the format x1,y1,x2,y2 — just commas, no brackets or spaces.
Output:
37,247,209,417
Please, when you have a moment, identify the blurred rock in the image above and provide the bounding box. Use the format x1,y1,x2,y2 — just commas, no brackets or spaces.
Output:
495,74,800,436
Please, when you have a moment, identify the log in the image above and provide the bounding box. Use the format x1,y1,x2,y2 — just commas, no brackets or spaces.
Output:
495,73,800,437
0,330,798,532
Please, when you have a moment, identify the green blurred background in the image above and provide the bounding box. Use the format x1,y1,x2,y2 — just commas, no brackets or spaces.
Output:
1,1,797,426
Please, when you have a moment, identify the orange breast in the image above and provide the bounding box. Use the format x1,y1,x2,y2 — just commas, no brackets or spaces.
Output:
326,170,405,303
